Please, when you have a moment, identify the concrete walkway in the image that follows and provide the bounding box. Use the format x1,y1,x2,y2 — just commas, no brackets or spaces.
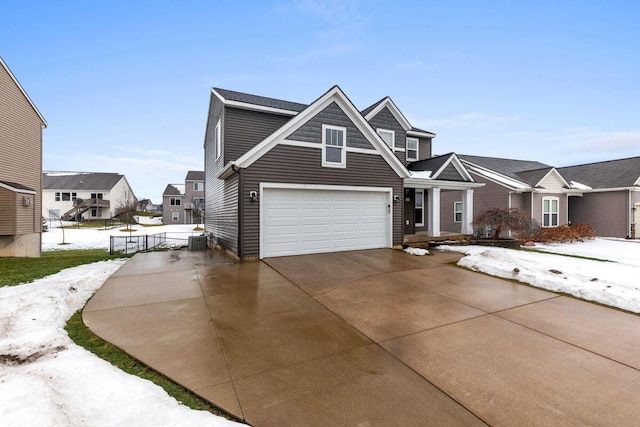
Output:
83,248,640,426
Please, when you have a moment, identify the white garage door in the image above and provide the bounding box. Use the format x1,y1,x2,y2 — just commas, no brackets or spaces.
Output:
262,187,391,258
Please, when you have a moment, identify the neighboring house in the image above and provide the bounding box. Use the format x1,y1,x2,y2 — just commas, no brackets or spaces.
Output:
184,170,205,224
162,184,185,224
558,156,640,238
0,57,47,257
440,155,572,236
204,85,482,259
43,171,135,221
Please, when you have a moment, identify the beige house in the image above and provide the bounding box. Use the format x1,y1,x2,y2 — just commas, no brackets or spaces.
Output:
43,172,135,221
0,57,47,257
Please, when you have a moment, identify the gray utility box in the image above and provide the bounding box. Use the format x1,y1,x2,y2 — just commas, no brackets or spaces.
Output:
188,235,208,251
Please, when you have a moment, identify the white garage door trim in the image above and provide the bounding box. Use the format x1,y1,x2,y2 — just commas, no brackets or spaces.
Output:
259,183,393,258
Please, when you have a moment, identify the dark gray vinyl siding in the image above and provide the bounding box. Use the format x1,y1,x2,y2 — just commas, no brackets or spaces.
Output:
404,189,414,235
367,106,407,164
439,190,464,233
286,102,373,149
224,108,291,162
569,191,628,237
438,163,466,181
242,145,403,258
470,173,510,213
204,95,239,254
418,138,432,161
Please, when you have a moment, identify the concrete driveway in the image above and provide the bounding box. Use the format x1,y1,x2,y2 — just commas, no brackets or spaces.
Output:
83,248,640,426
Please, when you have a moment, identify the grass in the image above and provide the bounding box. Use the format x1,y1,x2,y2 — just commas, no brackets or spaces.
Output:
0,249,125,288
65,311,236,420
3,249,237,421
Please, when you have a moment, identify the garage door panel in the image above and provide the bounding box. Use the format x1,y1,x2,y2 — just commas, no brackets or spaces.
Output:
263,188,390,258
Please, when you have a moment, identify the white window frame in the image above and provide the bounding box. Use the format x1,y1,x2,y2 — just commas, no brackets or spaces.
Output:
172,211,179,222
377,128,395,150
415,189,424,226
454,201,463,223
406,137,419,161
542,196,559,227
193,182,203,192
321,124,346,168
170,197,181,206
215,119,221,160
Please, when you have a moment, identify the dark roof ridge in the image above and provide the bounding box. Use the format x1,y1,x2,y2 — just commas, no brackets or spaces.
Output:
559,155,640,169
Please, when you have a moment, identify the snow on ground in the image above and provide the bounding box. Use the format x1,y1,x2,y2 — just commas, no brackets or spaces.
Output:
0,260,241,427
404,247,429,256
42,223,204,251
439,237,640,313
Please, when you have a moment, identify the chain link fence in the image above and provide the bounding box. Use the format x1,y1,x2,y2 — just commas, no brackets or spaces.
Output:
109,232,167,255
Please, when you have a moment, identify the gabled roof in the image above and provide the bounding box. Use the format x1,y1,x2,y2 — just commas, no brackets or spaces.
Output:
362,96,412,130
362,97,436,137
185,170,204,181
558,156,640,189
0,56,47,127
163,184,185,196
43,172,124,191
212,87,307,116
516,167,555,187
219,85,410,179
409,153,474,182
459,154,552,181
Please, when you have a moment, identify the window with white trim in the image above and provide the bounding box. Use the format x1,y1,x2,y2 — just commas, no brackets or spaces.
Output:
215,119,221,160
172,211,179,222
55,192,77,202
170,197,181,206
377,129,395,149
454,201,463,222
322,124,346,168
542,197,559,227
193,182,203,192
406,138,419,161
415,190,424,226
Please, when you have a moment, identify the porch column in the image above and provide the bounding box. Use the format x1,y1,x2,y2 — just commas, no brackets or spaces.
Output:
428,187,441,237
461,189,474,235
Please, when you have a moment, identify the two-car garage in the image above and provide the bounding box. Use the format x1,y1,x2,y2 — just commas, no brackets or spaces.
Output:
260,185,392,258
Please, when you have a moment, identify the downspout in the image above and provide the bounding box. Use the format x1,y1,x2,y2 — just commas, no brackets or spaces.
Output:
232,164,242,258
627,189,631,239
508,191,513,238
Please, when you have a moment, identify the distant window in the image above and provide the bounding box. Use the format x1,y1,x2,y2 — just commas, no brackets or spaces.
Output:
454,201,463,222
215,119,221,160
48,209,60,219
170,197,181,206
193,182,203,192
415,190,424,226
91,207,103,217
55,192,76,201
91,193,103,199
193,198,204,208
377,129,395,149
322,124,346,168
172,211,179,222
542,197,559,227
406,138,419,161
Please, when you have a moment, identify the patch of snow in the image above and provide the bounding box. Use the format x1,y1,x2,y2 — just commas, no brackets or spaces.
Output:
404,247,429,256
439,239,640,313
134,215,163,225
43,171,90,176
569,180,592,190
409,171,433,179
0,260,242,426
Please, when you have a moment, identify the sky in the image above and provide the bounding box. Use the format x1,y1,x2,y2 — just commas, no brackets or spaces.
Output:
2,0,639,202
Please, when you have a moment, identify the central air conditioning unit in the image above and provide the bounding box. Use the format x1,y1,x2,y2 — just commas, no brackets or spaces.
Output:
22,196,33,206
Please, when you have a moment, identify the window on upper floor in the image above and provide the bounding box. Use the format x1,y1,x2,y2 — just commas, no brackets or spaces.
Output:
542,197,559,227
193,182,203,192
454,201,463,223
377,129,395,150
406,138,419,161
215,119,221,160
91,193,103,199
55,192,77,202
170,197,181,206
322,124,346,168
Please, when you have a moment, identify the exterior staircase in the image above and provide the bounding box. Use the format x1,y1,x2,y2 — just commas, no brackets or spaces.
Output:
62,198,110,221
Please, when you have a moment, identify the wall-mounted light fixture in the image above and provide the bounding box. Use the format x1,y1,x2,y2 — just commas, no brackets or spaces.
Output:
393,195,400,202
249,191,257,201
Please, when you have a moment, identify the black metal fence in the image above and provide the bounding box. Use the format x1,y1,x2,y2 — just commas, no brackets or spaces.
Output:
109,232,167,255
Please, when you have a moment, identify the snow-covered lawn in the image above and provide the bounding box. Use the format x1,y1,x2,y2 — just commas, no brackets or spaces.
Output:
42,223,204,251
439,237,640,313
1,229,241,426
